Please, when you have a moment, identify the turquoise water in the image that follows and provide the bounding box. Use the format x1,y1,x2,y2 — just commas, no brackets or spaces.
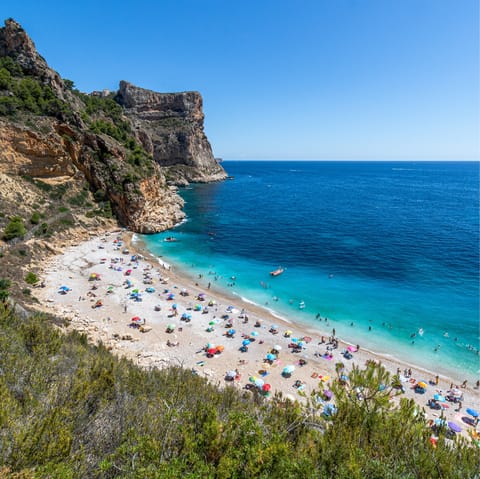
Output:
142,161,479,382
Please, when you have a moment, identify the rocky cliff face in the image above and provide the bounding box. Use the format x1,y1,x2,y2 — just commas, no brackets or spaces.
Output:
116,81,226,184
0,18,225,233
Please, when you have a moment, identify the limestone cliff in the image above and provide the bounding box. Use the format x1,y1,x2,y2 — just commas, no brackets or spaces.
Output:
116,81,226,185
0,18,225,234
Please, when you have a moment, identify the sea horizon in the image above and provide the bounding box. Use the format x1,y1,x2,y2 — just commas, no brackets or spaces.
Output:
142,160,480,382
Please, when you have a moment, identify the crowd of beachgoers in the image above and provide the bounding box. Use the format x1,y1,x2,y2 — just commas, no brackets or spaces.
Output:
35,230,480,443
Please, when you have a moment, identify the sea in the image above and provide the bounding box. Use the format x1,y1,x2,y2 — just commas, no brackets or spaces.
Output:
141,161,480,382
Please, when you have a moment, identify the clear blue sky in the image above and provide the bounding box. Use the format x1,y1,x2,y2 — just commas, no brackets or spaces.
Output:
1,0,478,160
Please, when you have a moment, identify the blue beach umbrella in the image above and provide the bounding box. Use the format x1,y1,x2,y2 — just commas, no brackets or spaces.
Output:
254,378,265,388
250,331,259,337
242,339,251,346
266,353,276,361
228,329,236,335
466,408,479,417
433,394,446,402
283,365,295,374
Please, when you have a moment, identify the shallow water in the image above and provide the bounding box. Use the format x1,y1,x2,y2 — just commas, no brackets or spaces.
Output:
142,161,480,381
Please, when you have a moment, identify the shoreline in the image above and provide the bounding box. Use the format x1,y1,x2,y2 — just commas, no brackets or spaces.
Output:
34,228,480,440
135,234,478,384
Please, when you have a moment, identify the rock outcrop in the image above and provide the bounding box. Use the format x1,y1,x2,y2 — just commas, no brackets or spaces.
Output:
0,18,70,101
0,18,225,233
116,81,227,184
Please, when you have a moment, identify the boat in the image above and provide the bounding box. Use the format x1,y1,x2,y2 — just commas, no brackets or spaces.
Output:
270,268,284,277
164,237,177,242
299,301,306,309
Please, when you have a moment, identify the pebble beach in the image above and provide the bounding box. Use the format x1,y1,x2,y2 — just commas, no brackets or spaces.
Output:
35,229,480,441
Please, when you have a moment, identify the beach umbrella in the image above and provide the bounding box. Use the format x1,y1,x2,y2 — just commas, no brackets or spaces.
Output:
434,418,448,427
323,404,337,417
249,376,256,383
228,329,236,335
209,321,215,326
207,348,217,355
283,365,295,374
433,394,446,402
266,353,276,361
262,384,271,392
273,345,282,351
297,341,305,348
250,331,259,337
417,381,428,389
303,336,312,343
167,323,176,330
323,390,333,400
284,330,292,337
340,374,349,382
131,316,141,322
242,339,251,346
172,303,177,309
466,408,479,417
254,378,265,388
59,285,70,291
448,422,462,433
226,370,236,379
216,345,225,353
270,324,278,330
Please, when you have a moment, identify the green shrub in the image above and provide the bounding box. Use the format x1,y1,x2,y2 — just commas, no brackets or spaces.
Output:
2,216,26,240
30,211,41,224
25,272,38,285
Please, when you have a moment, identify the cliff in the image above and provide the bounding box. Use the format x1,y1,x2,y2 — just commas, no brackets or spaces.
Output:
0,18,225,234
116,81,226,185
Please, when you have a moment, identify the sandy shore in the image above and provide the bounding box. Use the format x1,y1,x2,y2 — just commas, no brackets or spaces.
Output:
34,229,480,440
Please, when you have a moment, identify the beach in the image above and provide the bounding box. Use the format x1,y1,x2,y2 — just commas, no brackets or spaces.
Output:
34,229,480,439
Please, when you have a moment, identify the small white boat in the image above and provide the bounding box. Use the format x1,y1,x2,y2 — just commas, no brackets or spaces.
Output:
299,301,306,309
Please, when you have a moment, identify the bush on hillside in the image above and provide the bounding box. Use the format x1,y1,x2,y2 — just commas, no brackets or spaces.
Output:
2,216,26,240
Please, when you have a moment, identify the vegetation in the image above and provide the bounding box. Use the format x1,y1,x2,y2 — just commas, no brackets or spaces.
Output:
30,212,41,225
24,272,38,285
0,58,74,120
0,279,11,301
2,216,26,240
0,304,476,478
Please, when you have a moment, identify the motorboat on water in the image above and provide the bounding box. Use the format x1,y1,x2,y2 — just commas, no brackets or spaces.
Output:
270,268,284,277
164,237,177,242
299,301,306,309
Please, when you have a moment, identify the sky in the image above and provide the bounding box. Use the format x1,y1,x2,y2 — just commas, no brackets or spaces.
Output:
1,0,478,160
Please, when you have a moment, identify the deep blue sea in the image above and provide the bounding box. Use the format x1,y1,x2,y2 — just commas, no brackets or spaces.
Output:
142,161,480,382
